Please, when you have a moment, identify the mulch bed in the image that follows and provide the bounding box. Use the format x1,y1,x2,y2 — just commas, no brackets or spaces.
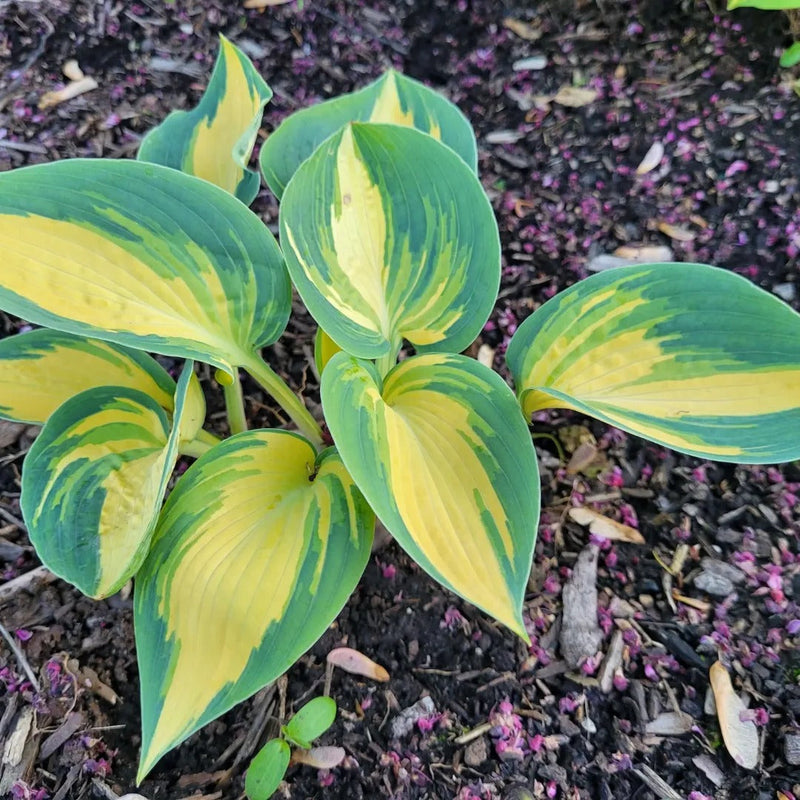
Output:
1,0,799,798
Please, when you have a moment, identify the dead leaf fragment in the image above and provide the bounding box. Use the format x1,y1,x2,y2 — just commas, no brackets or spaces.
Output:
656,222,694,242
635,141,665,175
569,507,645,544
292,746,346,769
553,86,598,108
327,647,389,682
566,441,599,475
503,17,542,41
39,76,99,110
709,661,759,769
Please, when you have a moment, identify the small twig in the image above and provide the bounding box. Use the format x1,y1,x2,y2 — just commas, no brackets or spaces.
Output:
0,565,55,604
0,140,48,154
0,619,40,691
0,505,25,528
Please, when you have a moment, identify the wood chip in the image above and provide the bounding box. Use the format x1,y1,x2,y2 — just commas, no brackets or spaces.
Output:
709,661,759,769
691,754,725,787
568,507,645,544
327,647,389,682
656,221,695,242
62,59,85,81
40,711,84,759
612,244,674,262
566,442,599,475
477,344,495,368
292,745,345,769
503,17,542,41
632,765,682,800
644,711,693,736
0,421,26,449
597,630,624,694
559,545,603,668
635,141,665,175
552,86,598,108
1,707,33,767
38,76,99,110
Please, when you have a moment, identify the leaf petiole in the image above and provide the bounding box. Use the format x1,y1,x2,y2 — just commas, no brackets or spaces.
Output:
240,353,324,450
217,368,247,435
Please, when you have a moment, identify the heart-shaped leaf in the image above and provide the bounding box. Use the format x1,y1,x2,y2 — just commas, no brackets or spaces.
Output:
507,263,800,463
321,352,539,638
134,431,374,780
0,329,176,424
138,35,272,205
261,69,477,199
0,159,290,374
20,362,204,599
280,123,500,360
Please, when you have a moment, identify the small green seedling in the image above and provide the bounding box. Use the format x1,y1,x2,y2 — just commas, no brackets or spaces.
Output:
245,696,337,800
1,35,800,784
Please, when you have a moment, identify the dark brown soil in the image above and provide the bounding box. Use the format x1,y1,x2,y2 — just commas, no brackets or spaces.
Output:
1,1,800,799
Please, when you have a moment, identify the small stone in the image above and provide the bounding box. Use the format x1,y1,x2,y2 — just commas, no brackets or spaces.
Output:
693,571,735,597
763,180,780,193
512,55,547,71
785,733,800,765
391,696,436,739
699,558,745,585
464,736,488,766
773,282,796,302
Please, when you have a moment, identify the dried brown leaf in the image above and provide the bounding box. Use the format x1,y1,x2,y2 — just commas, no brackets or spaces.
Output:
709,661,759,770
327,647,390,682
552,86,598,108
568,507,645,544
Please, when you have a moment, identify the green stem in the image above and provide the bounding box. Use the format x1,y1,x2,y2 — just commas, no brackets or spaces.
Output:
375,341,400,380
218,368,247,435
241,353,324,449
179,436,216,459
195,428,222,448
531,432,566,463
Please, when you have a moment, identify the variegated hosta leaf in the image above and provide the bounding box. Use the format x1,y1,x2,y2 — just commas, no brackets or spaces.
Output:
280,123,500,360
321,352,539,638
20,362,204,599
0,159,290,375
138,35,272,205
0,329,176,424
506,263,800,463
728,0,800,9
314,327,341,376
261,69,477,199
134,431,374,780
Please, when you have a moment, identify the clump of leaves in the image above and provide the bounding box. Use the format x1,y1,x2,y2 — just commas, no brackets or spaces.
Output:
1,35,799,782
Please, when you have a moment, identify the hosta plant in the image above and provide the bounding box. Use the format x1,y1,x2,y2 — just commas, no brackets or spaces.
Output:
1,36,800,783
